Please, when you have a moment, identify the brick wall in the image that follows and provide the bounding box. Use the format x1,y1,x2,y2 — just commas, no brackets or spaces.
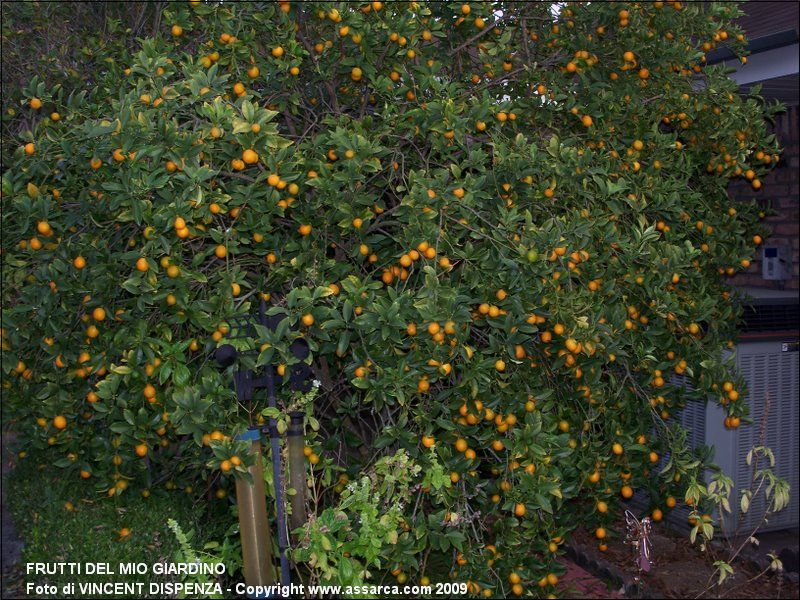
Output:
729,104,799,290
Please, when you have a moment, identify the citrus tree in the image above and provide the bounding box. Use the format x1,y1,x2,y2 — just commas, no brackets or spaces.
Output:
1,1,781,596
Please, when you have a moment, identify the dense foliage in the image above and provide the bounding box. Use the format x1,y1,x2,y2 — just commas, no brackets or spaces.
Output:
1,1,781,596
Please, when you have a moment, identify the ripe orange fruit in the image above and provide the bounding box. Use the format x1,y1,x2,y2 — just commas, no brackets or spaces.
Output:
652,508,663,521
135,257,149,272
422,435,435,448
271,46,285,58
242,149,259,164
53,415,67,430
301,314,315,327
220,460,232,472
621,485,634,499
92,307,106,322
73,256,87,269
595,527,606,539
215,245,228,259
495,359,506,372
514,503,526,517
171,24,183,37
24,142,35,155
135,443,148,457
30,97,42,110
597,500,608,513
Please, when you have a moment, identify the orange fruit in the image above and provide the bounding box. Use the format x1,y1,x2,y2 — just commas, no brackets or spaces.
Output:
242,149,259,164
53,415,67,430
652,508,663,521
135,443,148,457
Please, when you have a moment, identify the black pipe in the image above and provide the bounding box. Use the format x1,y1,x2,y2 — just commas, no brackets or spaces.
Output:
287,412,307,531
264,367,292,588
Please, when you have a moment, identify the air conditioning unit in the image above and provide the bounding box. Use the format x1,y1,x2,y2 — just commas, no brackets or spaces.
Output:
667,287,799,534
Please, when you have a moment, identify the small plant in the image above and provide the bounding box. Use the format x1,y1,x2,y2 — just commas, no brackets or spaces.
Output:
262,379,323,435
293,449,423,588
685,393,791,596
167,518,241,599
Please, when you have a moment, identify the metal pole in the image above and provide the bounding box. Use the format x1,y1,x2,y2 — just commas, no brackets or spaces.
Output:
287,412,307,532
234,428,275,597
265,367,292,587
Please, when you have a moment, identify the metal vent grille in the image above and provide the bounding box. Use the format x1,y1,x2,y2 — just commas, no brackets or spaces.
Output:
673,374,707,450
740,302,800,334
734,347,800,532
667,343,799,534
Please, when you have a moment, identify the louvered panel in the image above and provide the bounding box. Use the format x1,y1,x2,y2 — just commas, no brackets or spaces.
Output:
667,341,799,534
734,343,800,533
660,375,708,532
673,374,706,451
